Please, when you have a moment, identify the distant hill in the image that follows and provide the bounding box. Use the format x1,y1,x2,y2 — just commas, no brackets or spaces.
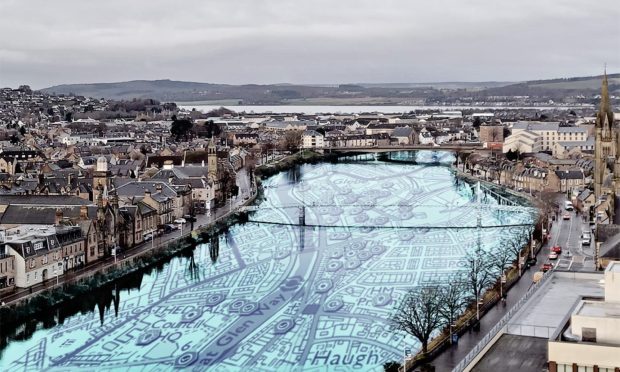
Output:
41,74,618,104
480,73,620,97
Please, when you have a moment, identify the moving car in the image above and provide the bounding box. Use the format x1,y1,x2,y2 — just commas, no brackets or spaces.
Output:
563,213,571,220
542,263,553,272
551,245,562,254
581,232,591,246
564,201,574,211
174,218,186,224
549,252,559,260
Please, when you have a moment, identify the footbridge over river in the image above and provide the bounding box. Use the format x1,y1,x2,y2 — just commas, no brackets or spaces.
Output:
240,181,538,230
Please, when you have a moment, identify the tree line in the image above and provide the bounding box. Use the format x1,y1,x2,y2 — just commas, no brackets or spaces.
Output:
391,227,533,361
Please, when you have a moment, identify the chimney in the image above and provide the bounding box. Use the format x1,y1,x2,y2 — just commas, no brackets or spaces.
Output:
55,208,63,225
156,183,162,192
80,205,88,219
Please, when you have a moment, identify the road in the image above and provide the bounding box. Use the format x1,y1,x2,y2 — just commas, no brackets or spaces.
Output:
0,168,254,306
543,194,596,272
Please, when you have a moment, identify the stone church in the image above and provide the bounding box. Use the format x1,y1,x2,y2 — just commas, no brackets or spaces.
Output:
594,71,619,223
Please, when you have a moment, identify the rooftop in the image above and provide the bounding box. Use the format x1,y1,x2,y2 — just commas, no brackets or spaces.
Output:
608,261,620,273
506,271,604,338
575,300,620,318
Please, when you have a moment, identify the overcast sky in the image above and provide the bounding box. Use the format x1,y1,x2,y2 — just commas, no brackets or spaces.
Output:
0,0,618,89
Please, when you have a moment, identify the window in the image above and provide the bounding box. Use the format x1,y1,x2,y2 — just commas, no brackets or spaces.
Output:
29,259,35,269
34,271,38,280
582,327,596,342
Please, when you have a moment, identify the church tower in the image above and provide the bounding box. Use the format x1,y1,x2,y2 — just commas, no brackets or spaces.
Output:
92,156,112,203
594,71,616,200
208,137,218,179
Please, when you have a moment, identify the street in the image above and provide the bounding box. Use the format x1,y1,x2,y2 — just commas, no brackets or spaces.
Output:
543,194,596,272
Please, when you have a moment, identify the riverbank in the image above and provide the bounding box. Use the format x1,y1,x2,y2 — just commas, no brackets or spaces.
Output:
254,149,341,179
403,166,544,371
0,175,259,340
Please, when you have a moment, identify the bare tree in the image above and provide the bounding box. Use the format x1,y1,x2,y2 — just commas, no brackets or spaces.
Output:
391,285,444,354
503,227,531,277
490,242,514,299
438,276,469,344
464,249,494,320
280,130,303,153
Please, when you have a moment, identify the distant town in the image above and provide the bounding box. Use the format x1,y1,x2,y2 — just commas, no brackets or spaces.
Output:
0,74,619,371
0,76,618,290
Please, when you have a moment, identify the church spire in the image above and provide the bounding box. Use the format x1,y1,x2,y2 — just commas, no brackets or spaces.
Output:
597,69,614,130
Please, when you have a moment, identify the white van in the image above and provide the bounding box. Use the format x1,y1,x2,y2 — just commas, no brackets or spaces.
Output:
564,201,574,211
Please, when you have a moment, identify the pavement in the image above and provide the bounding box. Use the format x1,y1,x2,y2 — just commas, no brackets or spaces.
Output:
470,334,548,372
0,168,254,306
429,192,595,371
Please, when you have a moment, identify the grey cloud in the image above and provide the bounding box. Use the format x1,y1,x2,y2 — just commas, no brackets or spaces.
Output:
0,0,618,88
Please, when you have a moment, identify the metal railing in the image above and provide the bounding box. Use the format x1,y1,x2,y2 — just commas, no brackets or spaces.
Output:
451,269,554,372
505,323,556,339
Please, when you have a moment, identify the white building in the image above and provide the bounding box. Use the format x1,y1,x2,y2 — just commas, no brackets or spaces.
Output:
418,128,434,145
548,261,620,371
511,122,587,151
502,130,542,153
302,130,325,149
5,231,65,288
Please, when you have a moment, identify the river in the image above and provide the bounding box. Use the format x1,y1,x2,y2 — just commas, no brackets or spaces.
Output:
0,152,534,371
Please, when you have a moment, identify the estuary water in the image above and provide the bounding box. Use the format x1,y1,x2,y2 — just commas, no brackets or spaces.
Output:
180,104,590,114
0,151,534,371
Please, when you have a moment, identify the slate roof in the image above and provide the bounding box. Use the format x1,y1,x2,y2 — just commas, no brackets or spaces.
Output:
115,181,179,199
554,169,584,180
512,121,560,131
0,195,93,206
392,126,414,138
0,205,97,224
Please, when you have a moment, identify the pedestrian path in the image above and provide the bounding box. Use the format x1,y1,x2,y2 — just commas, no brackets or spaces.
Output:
428,222,555,371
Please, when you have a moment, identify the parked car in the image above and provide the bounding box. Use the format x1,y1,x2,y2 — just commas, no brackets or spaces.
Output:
563,213,571,220
542,263,553,272
549,252,559,260
174,218,186,224
162,224,177,234
144,233,153,241
551,245,562,254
